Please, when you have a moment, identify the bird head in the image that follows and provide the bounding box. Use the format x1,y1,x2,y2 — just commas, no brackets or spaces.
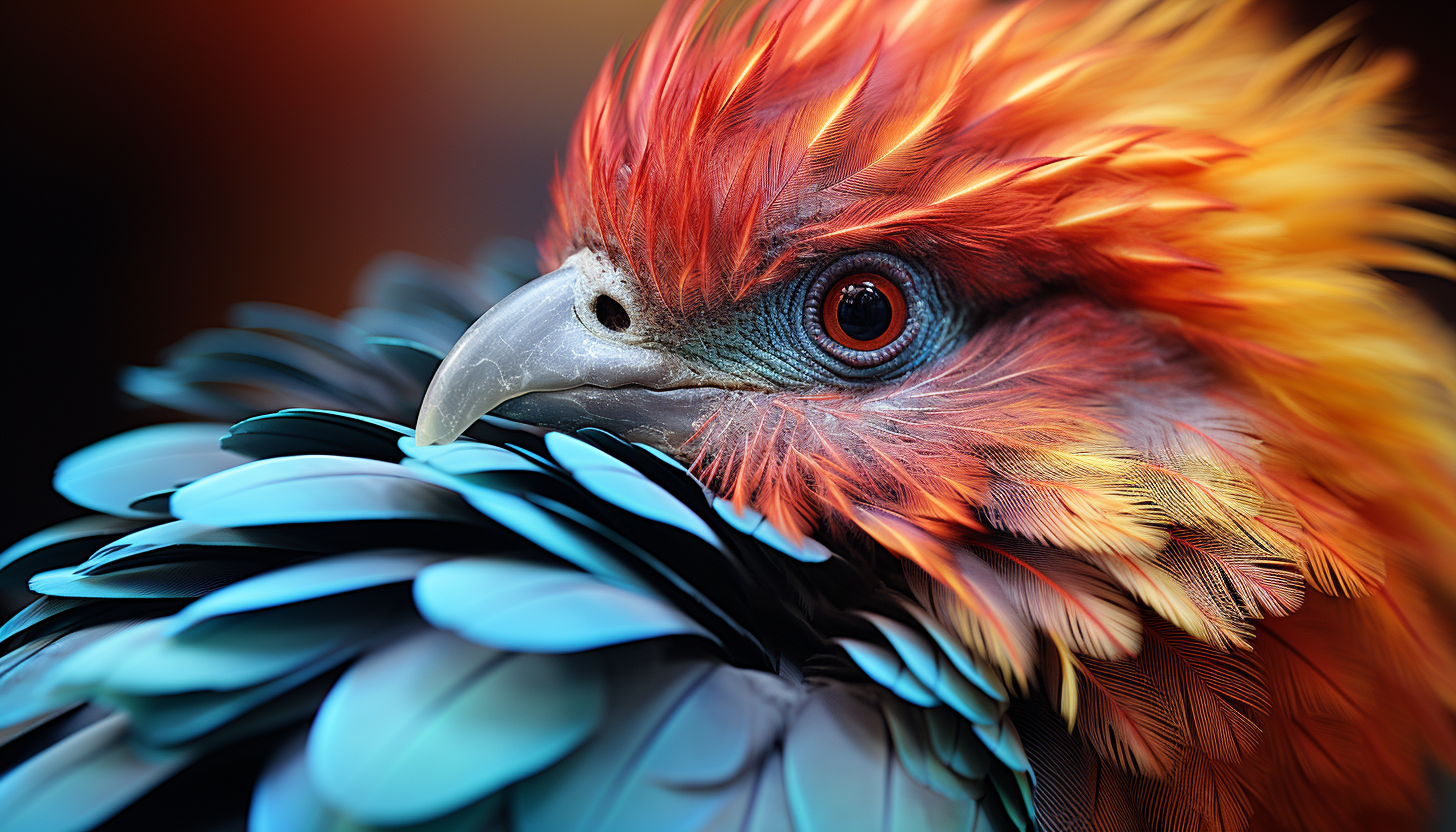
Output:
416,0,1456,683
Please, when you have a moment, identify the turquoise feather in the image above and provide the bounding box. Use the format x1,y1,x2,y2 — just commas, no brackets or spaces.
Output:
0,241,1033,832
306,629,604,825
414,557,717,652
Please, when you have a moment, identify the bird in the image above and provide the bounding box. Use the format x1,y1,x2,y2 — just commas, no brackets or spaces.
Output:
2,0,1455,830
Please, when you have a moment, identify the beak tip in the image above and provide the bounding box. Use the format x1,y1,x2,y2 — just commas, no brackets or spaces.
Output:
413,408,452,447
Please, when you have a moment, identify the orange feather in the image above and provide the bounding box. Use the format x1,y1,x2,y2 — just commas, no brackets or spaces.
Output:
546,0,1456,829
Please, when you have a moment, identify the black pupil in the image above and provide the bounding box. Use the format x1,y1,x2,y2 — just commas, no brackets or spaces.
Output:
836,281,892,343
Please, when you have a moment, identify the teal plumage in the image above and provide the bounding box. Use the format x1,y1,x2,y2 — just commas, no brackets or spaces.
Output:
0,243,1032,832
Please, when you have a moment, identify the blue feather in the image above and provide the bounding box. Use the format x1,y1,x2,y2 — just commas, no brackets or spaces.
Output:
226,302,368,354
247,733,335,832
782,686,993,832
883,757,997,832
0,712,192,832
881,703,985,802
737,748,796,832
782,686,892,832
544,433,723,549
115,646,354,747
924,705,993,781
344,307,465,355
170,455,484,528
166,551,438,635
400,439,544,475
162,328,402,408
711,498,762,535
29,560,261,599
750,518,833,563
834,638,941,708
520,493,772,664
158,352,374,414
415,557,716,653
634,442,693,474
987,766,1033,832
0,597,96,645
972,716,1031,774
306,629,604,825
0,516,151,585
859,612,1001,726
119,364,255,422
514,649,797,832
364,336,446,387
425,484,650,592
76,521,322,576
54,424,245,519
161,355,374,414
125,489,176,514
0,626,131,728
223,304,398,387
49,601,392,697
249,732,510,832
712,498,832,563
223,409,414,462
901,604,1009,704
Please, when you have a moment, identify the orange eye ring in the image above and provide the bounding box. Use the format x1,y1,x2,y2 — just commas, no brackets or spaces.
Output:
822,273,907,351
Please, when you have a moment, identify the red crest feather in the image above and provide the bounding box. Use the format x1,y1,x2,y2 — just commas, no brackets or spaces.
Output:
547,1,1456,829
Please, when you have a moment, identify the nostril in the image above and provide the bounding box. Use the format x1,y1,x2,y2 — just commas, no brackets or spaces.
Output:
594,294,631,332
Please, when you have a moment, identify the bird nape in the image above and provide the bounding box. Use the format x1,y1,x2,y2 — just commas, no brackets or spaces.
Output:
2,0,1455,831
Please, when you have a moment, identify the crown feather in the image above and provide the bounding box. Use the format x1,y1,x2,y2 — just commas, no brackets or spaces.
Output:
548,1,1456,829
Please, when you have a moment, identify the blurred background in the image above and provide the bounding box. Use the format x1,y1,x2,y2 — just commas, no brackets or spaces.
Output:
3,0,1453,548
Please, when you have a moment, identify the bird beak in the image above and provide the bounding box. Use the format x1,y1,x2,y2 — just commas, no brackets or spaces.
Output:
414,254,733,449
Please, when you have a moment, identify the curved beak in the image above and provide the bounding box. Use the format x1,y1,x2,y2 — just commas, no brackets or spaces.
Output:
414,258,732,448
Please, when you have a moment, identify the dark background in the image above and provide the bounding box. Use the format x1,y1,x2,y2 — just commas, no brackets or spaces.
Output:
3,0,1454,549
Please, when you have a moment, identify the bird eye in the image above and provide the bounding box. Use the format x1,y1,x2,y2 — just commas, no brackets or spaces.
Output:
823,273,906,351
802,252,924,375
